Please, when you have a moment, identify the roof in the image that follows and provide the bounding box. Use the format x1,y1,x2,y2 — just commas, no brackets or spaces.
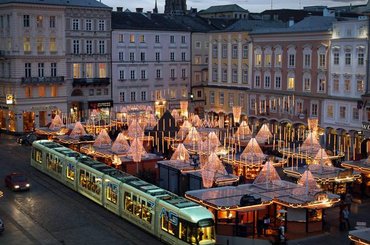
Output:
261,9,322,22
223,19,286,32
0,0,111,8
250,16,337,35
199,4,249,14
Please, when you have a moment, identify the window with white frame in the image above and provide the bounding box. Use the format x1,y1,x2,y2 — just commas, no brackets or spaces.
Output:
288,54,295,67
139,35,145,43
353,108,359,120
98,20,105,31
139,91,146,101
141,70,146,80
98,40,105,54
130,34,135,43
73,40,80,54
345,52,351,65
131,91,136,102
119,70,125,80
155,35,160,43
357,80,364,93
255,54,262,66
250,97,256,110
140,52,146,61
119,51,124,61
49,16,56,28
129,52,135,61
319,53,326,68
156,69,161,79
219,92,224,105
318,77,326,92
333,79,339,92
270,98,277,112
194,56,201,64
265,54,271,66
51,63,57,77
181,36,186,44
73,63,80,78
239,94,244,107
228,93,234,107
25,63,31,77
222,44,227,58
86,40,92,54
72,19,79,30
327,104,334,119
36,15,43,28
296,100,303,114
311,103,318,117
255,74,261,87
85,19,92,31
38,63,44,77
275,53,282,67
195,41,201,48
275,75,281,89
118,34,124,43
304,76,311,92
181,68,186,79
155,52,160,61
242,69,248,84
344,79,351,93
119,91,125,102
358,51,364,65
170,35,175,43
242,45,248,59
222,69,227,82
232,45,238,59
339,106,346,119
288,77,295,90
212,68,217,81
86,63,93,78
181,52,186,61
23,15,30,27
212,44,218,58
264,75,270,88
130,70,136,80
333,52,339,65
232,69,237,83
210,91,215,104
99,63,106,78
304,54,311,68
170,52,175,61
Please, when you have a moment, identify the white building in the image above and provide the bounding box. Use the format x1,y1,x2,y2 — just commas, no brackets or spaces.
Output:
111,10,191,117
0,1,67,132
323,17,368,133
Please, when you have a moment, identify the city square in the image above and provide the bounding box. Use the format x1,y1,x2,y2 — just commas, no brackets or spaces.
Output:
1,0,370,244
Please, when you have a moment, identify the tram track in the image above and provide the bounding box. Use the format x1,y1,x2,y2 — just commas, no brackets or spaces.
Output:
0,139,163,245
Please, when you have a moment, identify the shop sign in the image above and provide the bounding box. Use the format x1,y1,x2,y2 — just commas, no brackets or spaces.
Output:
6,94,14,104
363,122,370,132
31,105,58,111
88,100,113,109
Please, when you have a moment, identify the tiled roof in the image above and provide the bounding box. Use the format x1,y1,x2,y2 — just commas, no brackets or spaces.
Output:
112,12,235,32
250,16,337,35
199,4,248,14
223,19,286,32
0,0,110,8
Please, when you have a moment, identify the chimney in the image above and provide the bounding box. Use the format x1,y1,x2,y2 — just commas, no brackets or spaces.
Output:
288,17,294,27
117,7,123,12
136,8,143,13
147,11,152,19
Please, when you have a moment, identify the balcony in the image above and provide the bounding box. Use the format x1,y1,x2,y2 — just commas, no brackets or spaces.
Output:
21,76,65,84
73,77,110,87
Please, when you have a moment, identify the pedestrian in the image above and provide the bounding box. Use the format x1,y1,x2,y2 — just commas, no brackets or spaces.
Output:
263,214,270,235
342,206,351,230
279,223,286,244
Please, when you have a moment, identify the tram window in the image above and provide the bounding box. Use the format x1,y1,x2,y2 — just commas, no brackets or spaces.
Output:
133,195,142,217
179,220,197,244
161,212,179,237
106,183,118,204
197,226,215,242
33,149,42,164
141,202,152,224
124,192,133,213
67,163,75,180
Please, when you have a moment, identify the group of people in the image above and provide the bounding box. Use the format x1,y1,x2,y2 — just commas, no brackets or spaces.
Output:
257,214,286,243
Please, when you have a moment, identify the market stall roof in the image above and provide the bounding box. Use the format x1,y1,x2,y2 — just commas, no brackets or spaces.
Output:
342,157,370,174
349,228,370,244
185,178,340,211
283,166,361,183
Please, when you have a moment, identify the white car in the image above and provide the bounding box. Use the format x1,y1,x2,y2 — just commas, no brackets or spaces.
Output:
0,218,4,233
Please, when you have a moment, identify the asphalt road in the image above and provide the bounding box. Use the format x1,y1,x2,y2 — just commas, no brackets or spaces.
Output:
0,134,164,245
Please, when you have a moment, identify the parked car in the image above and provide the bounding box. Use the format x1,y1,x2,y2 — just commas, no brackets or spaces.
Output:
0,218,4,233
5,173,30,191
16,132,39,146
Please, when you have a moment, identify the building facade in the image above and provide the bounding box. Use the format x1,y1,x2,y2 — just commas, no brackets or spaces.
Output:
111,11,191,117
249,17,334,135
65,3,112,123
324,18,368,159
0,1,67,132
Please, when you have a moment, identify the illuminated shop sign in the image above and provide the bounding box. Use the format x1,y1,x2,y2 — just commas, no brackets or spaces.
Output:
6,94,13,104
363,122,370,131
88,100,113,109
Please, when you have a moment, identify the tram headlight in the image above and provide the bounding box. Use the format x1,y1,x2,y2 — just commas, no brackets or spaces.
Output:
26,184,30,187
14,185,20,189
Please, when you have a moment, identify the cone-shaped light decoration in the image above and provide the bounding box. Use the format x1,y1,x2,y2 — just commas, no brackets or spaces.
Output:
49,114,64,130
253,161,281,185
171,143,190,161
111,132,130,153
255,123,273,144
93,129,112,148
70,121,87,139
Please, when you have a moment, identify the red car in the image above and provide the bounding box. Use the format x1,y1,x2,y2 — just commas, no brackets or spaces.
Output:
5,173,30,191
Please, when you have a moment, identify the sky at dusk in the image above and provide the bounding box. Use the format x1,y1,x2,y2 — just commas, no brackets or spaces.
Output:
103,0,367,13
